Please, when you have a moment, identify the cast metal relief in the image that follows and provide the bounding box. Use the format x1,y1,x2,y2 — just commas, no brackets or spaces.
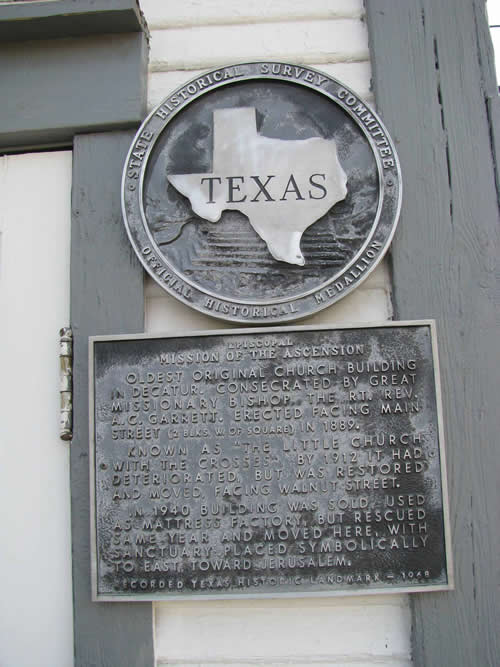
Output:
90,323,452,601
168,107,348,266
122,62,401,322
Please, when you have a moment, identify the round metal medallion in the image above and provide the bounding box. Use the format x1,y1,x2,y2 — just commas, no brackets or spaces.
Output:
122,62,401,323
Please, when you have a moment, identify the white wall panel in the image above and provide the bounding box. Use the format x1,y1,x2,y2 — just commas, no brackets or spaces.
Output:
140,1,411,664
149,19,369,72
141,0,364,28
155,596,411,665
0,152,73,667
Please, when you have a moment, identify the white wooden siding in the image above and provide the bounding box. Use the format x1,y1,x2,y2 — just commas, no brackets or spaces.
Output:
140,1,410,664
148,19,369,72
141,0,364,28
0,151,74,667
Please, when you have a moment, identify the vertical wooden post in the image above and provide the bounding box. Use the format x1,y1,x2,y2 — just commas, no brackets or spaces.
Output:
71,131,154,666
365,1,500,665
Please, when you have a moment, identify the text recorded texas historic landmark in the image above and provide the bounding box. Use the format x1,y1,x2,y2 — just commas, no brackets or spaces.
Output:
90,324,452,600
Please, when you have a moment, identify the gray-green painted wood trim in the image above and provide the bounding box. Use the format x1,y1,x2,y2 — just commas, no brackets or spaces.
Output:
474,1,500,203
365,1,500,665
0,31,148,153
0,0,149,153
71,131,154,667
0,0,149,42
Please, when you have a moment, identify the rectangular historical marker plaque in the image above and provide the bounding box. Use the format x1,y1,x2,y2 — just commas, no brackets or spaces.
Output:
90,322,453,600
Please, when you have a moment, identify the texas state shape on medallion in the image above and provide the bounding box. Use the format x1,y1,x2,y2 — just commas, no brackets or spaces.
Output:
168,108,348,265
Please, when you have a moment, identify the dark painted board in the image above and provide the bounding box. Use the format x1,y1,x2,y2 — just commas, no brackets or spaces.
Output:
0,0,148,42
0,32,148,152
71,131,153,667
474,1,500,204
365,1,500,666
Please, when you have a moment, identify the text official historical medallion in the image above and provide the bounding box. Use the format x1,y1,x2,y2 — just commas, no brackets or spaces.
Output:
122,62,402,323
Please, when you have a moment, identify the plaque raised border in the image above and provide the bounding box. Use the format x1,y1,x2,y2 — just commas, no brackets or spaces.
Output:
121,62,402,323
90,321,453,601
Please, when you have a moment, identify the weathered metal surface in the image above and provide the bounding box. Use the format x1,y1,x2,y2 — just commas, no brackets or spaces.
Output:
90,322,452,601
122,62,401,323
59,327,73,441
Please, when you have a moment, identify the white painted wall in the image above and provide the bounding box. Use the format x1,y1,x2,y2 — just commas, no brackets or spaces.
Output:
140,1,411,664
0,152,74,667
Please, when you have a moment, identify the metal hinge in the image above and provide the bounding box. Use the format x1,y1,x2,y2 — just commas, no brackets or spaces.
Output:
59,327,73,441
